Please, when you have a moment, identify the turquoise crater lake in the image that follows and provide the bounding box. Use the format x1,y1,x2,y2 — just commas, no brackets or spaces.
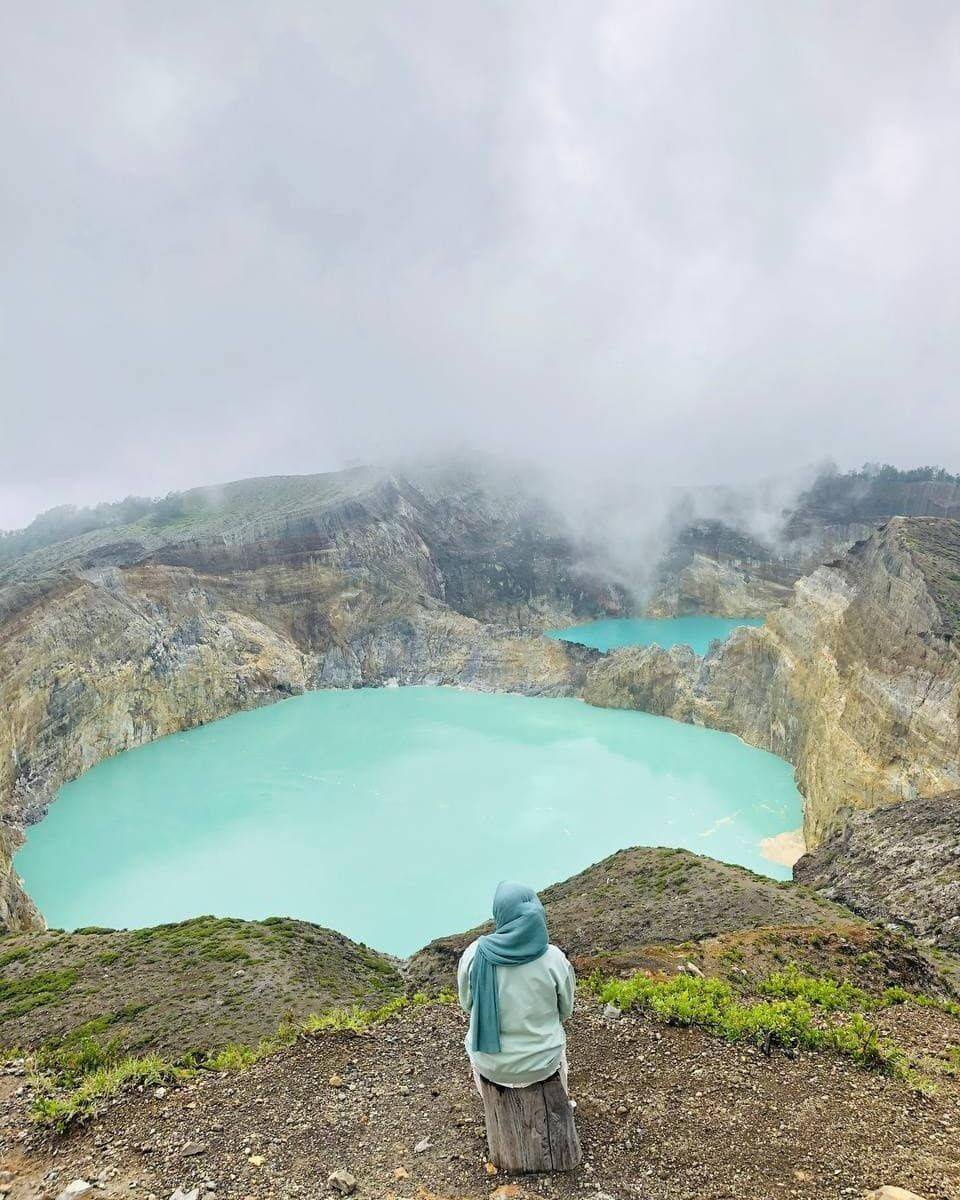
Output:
547,615,764,654
16,687,801,956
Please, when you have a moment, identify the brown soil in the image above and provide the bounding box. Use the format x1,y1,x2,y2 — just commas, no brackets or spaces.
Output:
2,999,959,1200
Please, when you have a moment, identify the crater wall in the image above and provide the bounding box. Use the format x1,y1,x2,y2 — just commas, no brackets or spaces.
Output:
3,465,959,931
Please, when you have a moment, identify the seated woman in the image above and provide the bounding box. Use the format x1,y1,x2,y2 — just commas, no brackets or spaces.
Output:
457,881,576,1092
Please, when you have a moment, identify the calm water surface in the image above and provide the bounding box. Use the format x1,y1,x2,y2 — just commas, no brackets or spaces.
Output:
547,615,764,654
16,686,799,955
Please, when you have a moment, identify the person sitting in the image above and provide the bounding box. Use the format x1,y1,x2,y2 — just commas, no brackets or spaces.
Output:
457,881,576,1093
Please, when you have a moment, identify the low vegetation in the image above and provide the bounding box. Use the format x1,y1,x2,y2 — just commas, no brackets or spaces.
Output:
23,992,454,1132
0,969,77,1021
23,956,959,1135
587,964,960,1089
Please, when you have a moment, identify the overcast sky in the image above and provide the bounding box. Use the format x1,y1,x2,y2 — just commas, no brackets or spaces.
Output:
2,2,959,528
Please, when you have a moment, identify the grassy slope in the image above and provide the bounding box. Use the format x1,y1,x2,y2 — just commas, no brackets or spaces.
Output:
3,846,960,1163
0,915,402,1056
0,469,382,582
3,849,957,1067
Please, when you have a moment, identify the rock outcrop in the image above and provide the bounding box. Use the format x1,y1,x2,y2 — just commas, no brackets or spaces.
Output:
585,517,960,846
649,473,960,617
795,791,960,952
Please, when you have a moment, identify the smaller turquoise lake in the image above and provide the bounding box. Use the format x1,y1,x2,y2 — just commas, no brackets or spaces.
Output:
16,685,800,956
547,615,764,654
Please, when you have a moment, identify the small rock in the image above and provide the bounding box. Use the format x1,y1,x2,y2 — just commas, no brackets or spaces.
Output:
393,1167,409,1180
602,1003,622,1021
328,1074,345,1088
683,960,703,977
866,1190,927,1200
491,1187,524,1200
57,1182,93,1200
154,1087,167,1100
484,1162,498,1177
414,1138,431,1154
180,1142,207,1158
169,1190,199,1200
247,1156,266,1168
327,1171,357,1196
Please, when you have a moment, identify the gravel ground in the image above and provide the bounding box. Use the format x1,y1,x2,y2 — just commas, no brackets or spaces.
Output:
2,1000,959,1200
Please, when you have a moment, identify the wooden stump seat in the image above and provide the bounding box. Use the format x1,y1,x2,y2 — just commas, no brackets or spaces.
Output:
478,1070,582,1174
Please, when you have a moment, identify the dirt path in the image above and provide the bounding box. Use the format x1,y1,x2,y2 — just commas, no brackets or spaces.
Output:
2,1001,959,1200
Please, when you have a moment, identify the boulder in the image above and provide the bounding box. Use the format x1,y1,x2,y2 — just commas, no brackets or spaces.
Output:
327,1170,358,1196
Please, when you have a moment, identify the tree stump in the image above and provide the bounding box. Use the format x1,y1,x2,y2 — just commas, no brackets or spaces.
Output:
478,1071,582,1173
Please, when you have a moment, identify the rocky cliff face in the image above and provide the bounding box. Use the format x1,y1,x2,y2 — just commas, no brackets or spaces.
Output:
650,475,960,618
646,519,862,617
794,791,960,953
585,517,960,847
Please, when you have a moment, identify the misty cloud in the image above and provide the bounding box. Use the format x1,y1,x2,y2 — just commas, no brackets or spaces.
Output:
2,2,959,528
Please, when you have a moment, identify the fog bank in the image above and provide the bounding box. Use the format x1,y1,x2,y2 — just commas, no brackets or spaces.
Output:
2,3,959,527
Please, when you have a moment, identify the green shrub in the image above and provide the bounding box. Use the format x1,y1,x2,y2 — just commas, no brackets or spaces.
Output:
0,969,77,1019
203,1036,290,1071
30,1054,177,1132
33,1036,120,1085
0,947,31,968
588,969,910,1080
759,965,869,1011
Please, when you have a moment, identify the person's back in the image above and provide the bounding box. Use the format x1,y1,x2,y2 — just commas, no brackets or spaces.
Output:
457,882,575,1090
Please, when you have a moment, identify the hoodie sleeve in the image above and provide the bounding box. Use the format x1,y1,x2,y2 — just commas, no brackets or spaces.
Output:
556,951,576,1022
457,941,477,1012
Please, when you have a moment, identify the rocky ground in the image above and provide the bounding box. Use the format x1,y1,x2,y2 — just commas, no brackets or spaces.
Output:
1,996,959,1200
2,847,960,1199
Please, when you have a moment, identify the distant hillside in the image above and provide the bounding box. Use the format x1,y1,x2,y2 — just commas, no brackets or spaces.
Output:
788,464,960,535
